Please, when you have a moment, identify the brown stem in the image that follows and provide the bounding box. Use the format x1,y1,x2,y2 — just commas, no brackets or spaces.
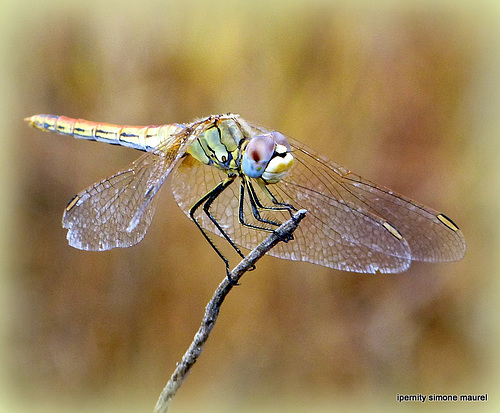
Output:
153,209,307,412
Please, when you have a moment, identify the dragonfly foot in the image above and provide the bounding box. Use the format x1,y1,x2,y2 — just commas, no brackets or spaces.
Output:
226,271,240,285
274,230,294,243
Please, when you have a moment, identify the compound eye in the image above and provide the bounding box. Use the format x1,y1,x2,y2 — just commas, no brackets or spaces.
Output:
242,135,275,178
270,131,291,151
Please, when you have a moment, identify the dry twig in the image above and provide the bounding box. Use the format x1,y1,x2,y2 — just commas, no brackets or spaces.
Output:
154,209,307,412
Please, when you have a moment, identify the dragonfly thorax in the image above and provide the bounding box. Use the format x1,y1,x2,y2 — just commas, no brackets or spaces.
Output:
187,119,294,184
187,119,243,171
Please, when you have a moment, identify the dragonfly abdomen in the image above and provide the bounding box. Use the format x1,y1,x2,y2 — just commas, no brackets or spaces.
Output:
25,114,181,152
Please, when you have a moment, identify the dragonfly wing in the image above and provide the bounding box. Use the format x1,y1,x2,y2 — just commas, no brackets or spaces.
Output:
63,128,196,251
276,138,466,266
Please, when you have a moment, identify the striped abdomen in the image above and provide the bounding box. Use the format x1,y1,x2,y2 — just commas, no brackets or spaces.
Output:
25,114,183,152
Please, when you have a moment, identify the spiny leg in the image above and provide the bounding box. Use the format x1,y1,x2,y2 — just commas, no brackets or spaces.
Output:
189,176,248,282
202,179,247,260
238,178,281,230
249,178,297,217
204,177,259,280
239,178,296,243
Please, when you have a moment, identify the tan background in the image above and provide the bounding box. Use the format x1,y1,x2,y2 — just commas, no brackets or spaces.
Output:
0,0,498,411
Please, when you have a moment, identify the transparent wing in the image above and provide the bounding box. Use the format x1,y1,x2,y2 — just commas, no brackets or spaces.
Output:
283,137,466,263
63,128,196,251
172,137,465,273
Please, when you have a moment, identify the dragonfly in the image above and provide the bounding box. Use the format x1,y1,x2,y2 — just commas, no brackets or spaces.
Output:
25,113,466,274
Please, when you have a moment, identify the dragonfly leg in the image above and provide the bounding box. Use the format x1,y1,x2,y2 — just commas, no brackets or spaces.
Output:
238,179,281,230
250,179,297,217
263,185,297,217
189,175,248,283
243,179,296,242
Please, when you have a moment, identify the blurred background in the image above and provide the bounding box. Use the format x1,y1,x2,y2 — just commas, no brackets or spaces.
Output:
1,0,498,411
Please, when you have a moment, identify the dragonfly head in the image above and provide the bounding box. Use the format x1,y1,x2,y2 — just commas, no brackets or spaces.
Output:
242,131,294,183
